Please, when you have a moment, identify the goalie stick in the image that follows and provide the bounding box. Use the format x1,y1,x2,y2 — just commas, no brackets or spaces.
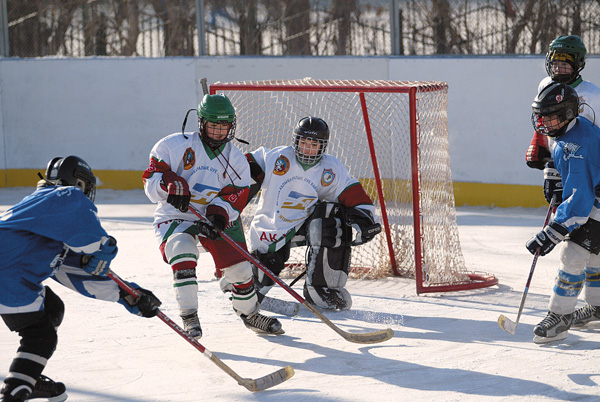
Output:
497,201,556,335
189,205,394,344
108,270,294,392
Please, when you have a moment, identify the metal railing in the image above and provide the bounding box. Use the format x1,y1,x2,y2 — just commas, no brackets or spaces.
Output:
1,0,599,58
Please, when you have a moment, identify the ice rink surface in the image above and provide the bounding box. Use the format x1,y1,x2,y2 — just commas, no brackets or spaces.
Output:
1,187,600,402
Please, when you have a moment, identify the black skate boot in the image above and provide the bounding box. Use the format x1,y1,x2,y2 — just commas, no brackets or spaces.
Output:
2,375,67,402
572,304,600,327
241,312,284,335
27,375,67,402
181,312,203,339
533,311,573,344
0,382,31,402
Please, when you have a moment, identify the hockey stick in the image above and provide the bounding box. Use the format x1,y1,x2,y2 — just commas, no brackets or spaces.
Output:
107,270,294,392
497,201,556,335
188,205,394,344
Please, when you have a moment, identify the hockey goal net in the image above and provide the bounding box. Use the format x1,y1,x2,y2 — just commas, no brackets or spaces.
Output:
210,79,497,294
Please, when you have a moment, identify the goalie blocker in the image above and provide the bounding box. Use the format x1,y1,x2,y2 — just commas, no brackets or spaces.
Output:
253,202,380,311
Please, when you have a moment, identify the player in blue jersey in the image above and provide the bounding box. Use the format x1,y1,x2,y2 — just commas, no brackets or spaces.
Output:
526,83,600,343
0,156,160,402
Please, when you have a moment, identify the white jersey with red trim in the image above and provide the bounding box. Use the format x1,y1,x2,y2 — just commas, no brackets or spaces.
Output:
248,145,375,254
143,131,251,226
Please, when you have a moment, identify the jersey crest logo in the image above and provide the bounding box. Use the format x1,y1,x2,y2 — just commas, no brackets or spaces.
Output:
562,142,583,162
321,168,335,186
183,148,195,170
273,155,290,176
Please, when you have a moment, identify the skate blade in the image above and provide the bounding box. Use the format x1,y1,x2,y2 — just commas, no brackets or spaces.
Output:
533,330,569,344
244,324,285,336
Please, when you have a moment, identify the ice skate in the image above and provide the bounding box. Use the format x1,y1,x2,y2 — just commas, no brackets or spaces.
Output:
533,311,572,344
1,375,67,402
572,304,600,327
26,375,67,402
241,312,284,335
181,312,203,339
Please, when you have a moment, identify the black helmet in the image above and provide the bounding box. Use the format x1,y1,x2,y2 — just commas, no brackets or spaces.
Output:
531,82,579,137
45,155,97,201
545,35,587,84
292,116,330,164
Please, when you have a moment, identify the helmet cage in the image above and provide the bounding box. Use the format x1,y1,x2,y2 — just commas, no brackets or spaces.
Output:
45,156,97,201
199,117,236,147
293,135,329,164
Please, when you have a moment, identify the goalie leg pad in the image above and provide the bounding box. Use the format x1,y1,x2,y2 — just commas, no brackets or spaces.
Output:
303,202,352,310
164,232,199,315
223,261,259,317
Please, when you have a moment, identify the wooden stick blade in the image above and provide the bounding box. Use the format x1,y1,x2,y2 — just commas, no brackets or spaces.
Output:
340,328,395,344
304,302,394,344
240,366,295,392
497,314,517,335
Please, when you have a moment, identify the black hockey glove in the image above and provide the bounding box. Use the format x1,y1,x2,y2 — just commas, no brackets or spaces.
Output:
119,285,162,318
543,161,562,206
526,221,568,256
161,170,191,212
197,212,227,240
346,208,382,246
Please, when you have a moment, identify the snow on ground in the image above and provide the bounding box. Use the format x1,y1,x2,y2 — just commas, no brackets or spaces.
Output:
1,188,600,401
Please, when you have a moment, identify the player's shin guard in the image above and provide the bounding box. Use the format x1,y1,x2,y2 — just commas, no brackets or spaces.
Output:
164,233,200,316
224,261,259,317
172,260,199,316
303,203,352,310
1,301,61,400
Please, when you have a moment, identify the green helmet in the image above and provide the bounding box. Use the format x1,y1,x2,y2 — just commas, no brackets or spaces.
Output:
197,94,236,146
545,35,587,84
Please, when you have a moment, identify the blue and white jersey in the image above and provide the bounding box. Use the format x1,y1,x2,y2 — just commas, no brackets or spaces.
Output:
551,117,600,231
0,186,111,314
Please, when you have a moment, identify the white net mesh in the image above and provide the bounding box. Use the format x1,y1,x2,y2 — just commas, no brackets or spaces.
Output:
212,79,495,292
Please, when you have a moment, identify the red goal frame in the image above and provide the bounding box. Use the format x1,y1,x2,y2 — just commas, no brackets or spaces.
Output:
210,79,497,294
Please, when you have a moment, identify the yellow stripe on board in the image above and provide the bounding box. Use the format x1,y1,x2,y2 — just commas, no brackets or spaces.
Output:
0,169,547,208
0,169,144,190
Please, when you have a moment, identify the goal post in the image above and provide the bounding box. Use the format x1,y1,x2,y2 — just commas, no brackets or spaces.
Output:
210,78,497,294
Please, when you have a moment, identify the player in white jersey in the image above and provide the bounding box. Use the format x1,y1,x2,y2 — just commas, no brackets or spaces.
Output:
524,35,600,327
143,94,282,338
245,117,381,310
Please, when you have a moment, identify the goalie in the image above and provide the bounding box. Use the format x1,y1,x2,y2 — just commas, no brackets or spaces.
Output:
244,116,381,311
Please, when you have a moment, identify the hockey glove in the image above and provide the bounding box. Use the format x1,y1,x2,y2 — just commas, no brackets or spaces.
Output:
197,206,228,240
526,222,569,256
525,132,552,170
346,208,382,246
543,161,563,206
118,283,162,318
161,170,191,212
82,236,118,276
